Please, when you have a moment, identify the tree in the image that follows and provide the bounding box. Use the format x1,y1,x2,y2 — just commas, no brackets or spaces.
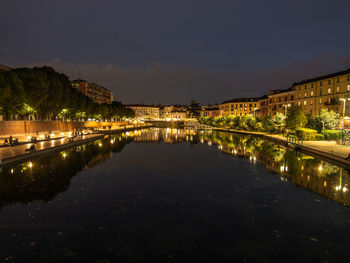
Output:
286,106,307,130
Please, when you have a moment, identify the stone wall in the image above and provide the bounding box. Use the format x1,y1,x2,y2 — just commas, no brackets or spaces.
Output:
0,121,127,136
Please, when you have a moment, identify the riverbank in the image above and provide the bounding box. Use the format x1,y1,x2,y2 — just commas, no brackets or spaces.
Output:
213,128,350,167
0,124,153,167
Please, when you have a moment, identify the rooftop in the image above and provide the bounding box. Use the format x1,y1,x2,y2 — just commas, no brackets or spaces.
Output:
292,68,350,86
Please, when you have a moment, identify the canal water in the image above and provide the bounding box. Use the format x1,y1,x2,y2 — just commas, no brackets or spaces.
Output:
0,128,349,262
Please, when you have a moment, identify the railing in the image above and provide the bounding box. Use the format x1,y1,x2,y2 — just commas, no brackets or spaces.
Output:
286,135,303,146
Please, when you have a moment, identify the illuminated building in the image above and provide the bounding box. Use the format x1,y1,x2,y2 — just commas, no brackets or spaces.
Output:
71,79,113,104
219,97,260,117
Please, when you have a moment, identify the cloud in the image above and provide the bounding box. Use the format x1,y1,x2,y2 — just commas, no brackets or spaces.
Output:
27,55,349,105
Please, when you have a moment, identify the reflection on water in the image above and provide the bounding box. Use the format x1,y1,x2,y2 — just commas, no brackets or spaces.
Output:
0,128,349,210
1,128,350,262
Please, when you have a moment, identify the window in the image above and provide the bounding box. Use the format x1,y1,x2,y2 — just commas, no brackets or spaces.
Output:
320,89,322,96
336,86,340,92
279,104,282,108
278,97,281,102
347,84,350,91
285,96,287,101
319,98,322,104
305,85,307,90
310,100,313,105
304,100,307,105
320,81,323,86
304,92,307,97
249,104,252,107
311,83,313,88
328,79,331,85
298,101,301,106
311,91,314,96
328,88,331,94
337,77,339,83
348,75,350,81
291,95,294,100
298,93,301,98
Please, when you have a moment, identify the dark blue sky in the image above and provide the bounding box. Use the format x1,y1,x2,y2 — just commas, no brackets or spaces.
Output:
1,0,350,104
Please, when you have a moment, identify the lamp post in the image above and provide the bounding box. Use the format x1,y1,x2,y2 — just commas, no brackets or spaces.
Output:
340,98,350,141
283,104,291,117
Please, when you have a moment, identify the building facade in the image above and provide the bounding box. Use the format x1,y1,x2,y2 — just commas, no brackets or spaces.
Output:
200,105,220,118
267,89,295,116
219,98,260,117
292,69,350,116
126,105,161,120
71,79,113,104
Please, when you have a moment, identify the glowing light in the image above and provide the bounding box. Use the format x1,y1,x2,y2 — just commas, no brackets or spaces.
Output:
318,165,323,172
51,134,55,138
126,132,130,136
63,153,67,158
60,132,64,136
28,162,33,168
208,141,212,146
27,136,31,140
343,187,348,193
99,143,103,147
280,165,285,172
234,150,237,155
10,169,14,174
40,135,44,139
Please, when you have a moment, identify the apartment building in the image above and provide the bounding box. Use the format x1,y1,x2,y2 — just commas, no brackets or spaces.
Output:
291,69,350,115
126,105,161,120
219,98,260,117
71,79,113,104
200,105,220,118
267,88,295,116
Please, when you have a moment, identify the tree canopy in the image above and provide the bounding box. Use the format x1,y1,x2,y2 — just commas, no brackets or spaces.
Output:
0,66,134,121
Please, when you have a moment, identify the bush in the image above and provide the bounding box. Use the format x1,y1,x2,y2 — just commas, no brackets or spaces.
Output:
315,134,324,141
324,130,341,140
296,128,317,140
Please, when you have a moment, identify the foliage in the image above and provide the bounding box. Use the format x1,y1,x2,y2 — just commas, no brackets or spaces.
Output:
296,128,317,140
315,134,324,141
323,130,342,140
286,106,307,130
306,109,339,132
0,67,134,121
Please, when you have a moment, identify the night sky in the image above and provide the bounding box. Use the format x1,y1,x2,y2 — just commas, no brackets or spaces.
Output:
1,0,350,105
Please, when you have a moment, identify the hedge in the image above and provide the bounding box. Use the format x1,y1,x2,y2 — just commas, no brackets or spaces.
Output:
324,130,342,140
296,128,317,140
315,134,324,141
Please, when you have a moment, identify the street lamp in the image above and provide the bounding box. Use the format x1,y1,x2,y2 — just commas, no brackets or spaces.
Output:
253,107,258,117
283,104,291,117
340,98,350,141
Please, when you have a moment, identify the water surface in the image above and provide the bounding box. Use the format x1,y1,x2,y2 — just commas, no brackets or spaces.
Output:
0,128,349,262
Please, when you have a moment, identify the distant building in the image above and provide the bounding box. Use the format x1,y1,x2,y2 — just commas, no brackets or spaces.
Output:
161,105,188,120
200,105,220,118
71,79,113,104
126,105,161,120
219,97,260,117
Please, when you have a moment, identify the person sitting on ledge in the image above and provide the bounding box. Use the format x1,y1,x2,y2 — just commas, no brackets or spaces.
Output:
25,144,36,152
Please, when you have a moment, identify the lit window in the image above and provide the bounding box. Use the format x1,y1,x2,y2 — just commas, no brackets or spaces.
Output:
304,100,307,105
304,92,307,97
310,100,313,105
336,86,340,92
311,91,314,96
298,101,301,106
319,98,322,104
328,88,331,94
347,84,350,91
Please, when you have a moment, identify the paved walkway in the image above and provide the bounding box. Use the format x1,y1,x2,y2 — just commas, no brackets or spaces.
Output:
0,134,101,161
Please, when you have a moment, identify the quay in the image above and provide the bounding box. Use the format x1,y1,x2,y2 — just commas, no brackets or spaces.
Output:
0,124,153,167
